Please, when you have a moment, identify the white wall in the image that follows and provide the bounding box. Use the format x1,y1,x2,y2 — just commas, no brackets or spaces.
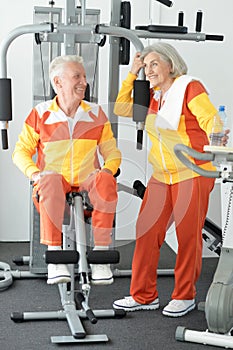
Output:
0,0,232,242
159,0,233,124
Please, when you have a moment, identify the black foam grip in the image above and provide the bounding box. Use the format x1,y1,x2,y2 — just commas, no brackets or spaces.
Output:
147,25,187,34
121,2,131,28
45,250,79,264
0,79,12,121
195,10,203,32
87,250,120,264
1,129,8,150
86,309,97,324
178,11,184,26
206,34,224,41
133,80,150,122
119,1,131,65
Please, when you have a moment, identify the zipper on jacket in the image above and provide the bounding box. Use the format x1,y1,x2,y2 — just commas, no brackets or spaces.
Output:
67,118,74,185
70,137,74,185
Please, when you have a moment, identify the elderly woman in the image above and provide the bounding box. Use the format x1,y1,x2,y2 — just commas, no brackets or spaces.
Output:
112,42,225,317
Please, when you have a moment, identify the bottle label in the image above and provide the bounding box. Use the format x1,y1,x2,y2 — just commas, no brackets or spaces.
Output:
209,132,224,146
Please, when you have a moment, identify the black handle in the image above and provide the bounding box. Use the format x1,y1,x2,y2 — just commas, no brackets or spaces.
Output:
86,309,97,324
137,129,143,150
195,10,203,32
76,292,97,324
1,129,8,150
133,80,150,151
178,11,184,26
206,34,224,41
0,78,12,150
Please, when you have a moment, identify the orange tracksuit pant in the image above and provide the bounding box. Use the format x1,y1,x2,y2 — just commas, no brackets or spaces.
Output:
32,172,118,246
130,175,215,303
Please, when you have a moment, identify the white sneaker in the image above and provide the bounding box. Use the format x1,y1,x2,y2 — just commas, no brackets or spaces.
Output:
113,296,159,312
91,264,113,285
47,263,71,285
162,299,195,317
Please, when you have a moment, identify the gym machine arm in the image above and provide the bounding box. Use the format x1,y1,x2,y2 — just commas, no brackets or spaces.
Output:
0,23,53,149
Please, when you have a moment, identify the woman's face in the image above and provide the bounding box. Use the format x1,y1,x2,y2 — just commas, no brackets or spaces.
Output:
143,52,173,89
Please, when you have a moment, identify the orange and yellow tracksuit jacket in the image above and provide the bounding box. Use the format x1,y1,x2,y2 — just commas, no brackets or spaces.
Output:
12,97,121,186
114,72,217,184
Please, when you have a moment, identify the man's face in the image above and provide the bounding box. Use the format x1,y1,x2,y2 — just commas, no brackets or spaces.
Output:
55,61,87,102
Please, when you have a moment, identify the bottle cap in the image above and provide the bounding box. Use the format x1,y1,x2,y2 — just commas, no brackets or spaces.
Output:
219,105,225,111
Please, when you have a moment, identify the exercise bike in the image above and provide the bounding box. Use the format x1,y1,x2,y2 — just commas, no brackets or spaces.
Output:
1,186,125,344
174,143,233,348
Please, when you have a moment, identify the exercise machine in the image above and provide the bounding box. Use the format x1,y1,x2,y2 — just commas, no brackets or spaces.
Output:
174,143,233,348
10,189,125,344
0,2,227,345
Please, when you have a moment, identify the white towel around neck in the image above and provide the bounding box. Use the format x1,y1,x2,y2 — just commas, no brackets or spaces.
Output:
155,75,203,130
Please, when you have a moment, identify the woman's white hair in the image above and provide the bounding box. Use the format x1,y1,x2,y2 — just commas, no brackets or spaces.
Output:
140,42,188,77
49,55,84,93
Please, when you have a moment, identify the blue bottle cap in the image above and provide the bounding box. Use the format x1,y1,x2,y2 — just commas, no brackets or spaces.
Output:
219,105,225,111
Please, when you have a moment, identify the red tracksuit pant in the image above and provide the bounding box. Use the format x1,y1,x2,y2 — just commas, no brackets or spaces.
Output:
130,175,215,303
32,172,117,246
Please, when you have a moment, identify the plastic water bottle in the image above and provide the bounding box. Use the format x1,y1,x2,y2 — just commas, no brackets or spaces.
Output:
219,105,228,129
209,105,228,146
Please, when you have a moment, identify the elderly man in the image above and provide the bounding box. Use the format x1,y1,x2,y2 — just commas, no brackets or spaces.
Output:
12,55,121,286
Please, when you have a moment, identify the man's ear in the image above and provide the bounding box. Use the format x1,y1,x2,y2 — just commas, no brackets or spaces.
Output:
54,76,62,89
